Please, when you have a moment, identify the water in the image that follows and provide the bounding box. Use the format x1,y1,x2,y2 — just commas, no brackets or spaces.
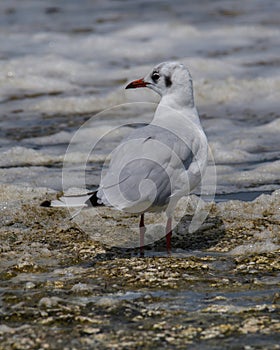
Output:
1,1,280,349
0,0,280,195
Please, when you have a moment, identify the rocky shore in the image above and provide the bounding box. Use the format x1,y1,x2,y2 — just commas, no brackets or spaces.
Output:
0,184,279,349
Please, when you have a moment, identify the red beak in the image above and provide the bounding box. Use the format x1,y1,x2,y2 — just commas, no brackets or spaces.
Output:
125,78,147,89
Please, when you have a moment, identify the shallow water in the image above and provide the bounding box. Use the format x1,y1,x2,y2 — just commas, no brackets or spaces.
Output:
1,0,280,194
0,0,280,349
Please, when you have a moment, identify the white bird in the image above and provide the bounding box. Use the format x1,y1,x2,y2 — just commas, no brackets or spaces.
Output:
42,62,208,255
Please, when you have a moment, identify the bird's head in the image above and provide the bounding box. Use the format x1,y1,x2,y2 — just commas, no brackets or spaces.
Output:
126,61,194,107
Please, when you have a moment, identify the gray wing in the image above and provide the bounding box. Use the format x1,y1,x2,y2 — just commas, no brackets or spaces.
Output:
98,124,193,212
126,125,193,169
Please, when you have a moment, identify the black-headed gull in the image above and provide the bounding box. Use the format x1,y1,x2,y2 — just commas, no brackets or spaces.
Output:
42,62,208,255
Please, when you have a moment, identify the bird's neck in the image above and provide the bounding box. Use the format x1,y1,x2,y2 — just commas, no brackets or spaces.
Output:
153,93,201,127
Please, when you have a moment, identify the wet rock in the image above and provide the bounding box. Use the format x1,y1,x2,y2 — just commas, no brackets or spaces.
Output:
81,327,100,335
25,281,36,289
38,296,61,308
0,325,15,335
70,283,93,294
95,296,120,308
0,184,280,349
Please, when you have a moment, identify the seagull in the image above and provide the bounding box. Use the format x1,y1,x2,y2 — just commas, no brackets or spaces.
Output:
41,62,208,255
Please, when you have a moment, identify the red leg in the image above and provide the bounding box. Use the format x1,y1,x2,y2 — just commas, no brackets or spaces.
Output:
139,213,145,257
166,217,172,254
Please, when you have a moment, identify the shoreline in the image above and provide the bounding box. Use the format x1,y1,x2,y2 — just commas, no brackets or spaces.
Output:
1,184,279,349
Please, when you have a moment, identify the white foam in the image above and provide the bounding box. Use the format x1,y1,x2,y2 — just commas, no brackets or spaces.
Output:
230,234,280,256
1,0,280,197
0,147,61,167
196,76,280,110
0,183,54,203
218,160,280,189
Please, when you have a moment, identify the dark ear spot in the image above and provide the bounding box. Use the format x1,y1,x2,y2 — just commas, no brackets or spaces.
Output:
164,75,172,87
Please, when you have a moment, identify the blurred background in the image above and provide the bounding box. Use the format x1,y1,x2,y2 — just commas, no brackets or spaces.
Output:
0,0,280,196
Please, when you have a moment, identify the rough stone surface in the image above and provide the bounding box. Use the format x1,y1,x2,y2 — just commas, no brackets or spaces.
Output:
0,185,279,349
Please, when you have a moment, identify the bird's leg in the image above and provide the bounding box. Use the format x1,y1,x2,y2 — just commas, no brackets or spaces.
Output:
139,213,146,257
166,217,172,254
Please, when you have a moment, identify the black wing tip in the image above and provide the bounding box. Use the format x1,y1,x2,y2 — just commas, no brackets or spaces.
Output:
86,191,104,207
40,200,52,207
40,191,103,208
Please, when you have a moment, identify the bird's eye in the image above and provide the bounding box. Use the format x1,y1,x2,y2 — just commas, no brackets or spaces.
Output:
151,72,160,82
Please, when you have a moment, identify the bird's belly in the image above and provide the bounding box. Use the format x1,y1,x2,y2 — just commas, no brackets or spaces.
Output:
121,200,168,214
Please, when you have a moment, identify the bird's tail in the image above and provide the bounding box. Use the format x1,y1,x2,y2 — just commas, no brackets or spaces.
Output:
40,191,103,208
